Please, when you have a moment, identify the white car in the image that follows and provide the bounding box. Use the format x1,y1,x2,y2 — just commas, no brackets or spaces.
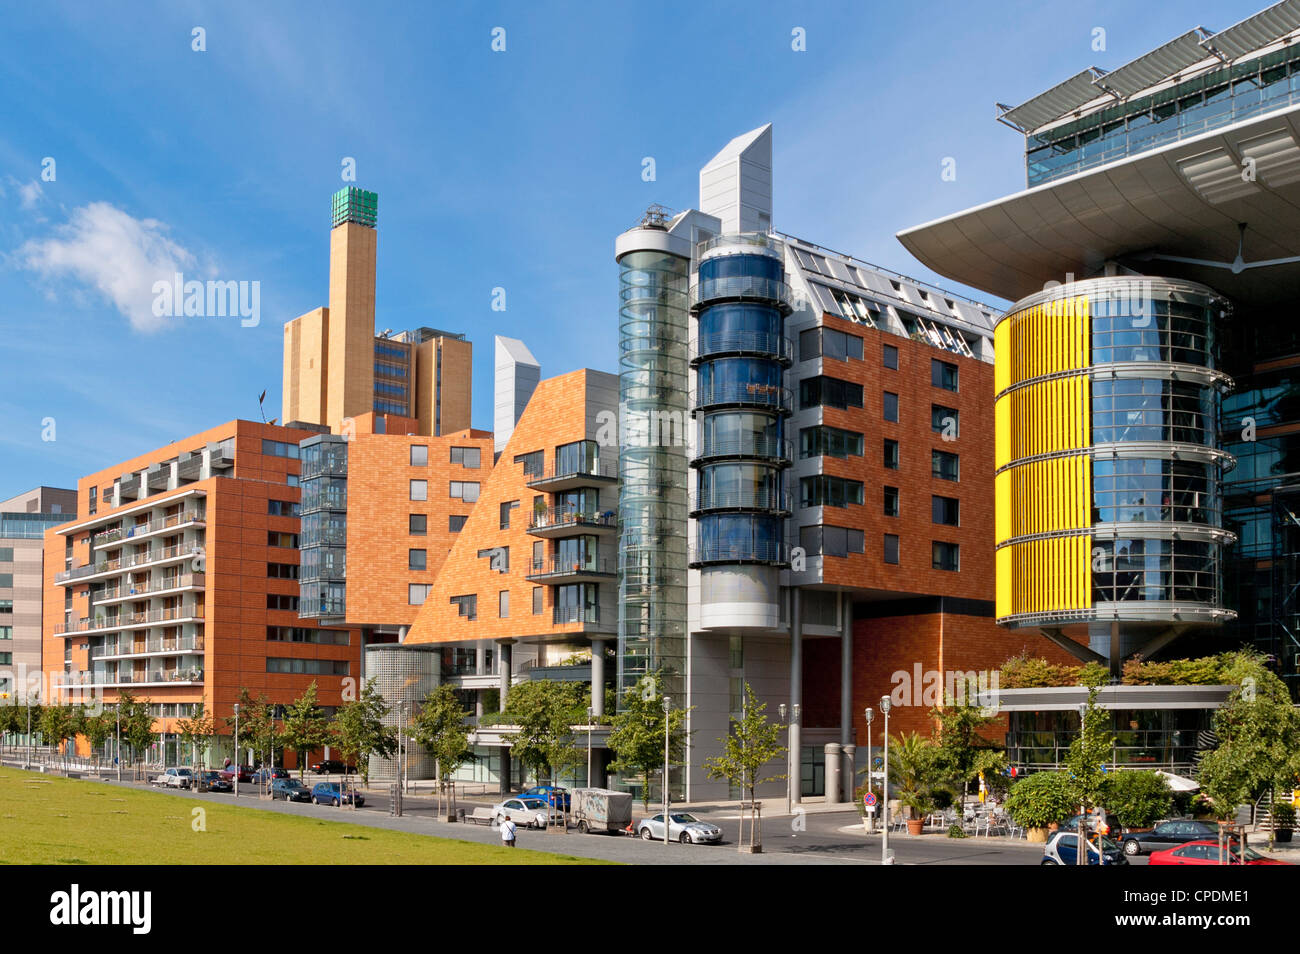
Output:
152,767,193,789
492,797,564,829
637,812,723,844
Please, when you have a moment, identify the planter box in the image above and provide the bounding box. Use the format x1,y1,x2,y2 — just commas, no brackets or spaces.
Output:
1276,829,1293,843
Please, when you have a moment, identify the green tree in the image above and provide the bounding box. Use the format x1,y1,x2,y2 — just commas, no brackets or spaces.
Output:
0,704,18,760
225,689,275,771
37,704,75,764
117,692,156,769
410,685,473,818
281,683,331,780
1104,770,1173,830
703,683,785,852
332,678,395,786
1004,770,1075,830
176,707,216,769
78,708,113,773
499,680,587,787
606,673,690,809
929,696,1007,806
1064,685,1116,863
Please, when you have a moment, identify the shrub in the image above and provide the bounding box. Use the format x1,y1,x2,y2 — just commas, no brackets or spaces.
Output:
1273,802,1296,831
1104,770,1173,829
1004,771,1075,829
1000,654,1077,688
947,823,966,839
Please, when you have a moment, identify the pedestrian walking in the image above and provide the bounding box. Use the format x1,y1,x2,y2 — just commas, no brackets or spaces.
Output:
501,815,518,848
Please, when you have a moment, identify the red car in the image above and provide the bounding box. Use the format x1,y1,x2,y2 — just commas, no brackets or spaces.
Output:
1149,840,1290,865
218,765,256,784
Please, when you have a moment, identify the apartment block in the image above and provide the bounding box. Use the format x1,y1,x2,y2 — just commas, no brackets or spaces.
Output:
43,420,360,766
0,487,77,698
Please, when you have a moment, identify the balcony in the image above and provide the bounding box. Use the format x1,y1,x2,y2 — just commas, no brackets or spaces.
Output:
690,383,791,416
86,669,205,688
526,506,617,538
689,276,793,315
691,437,792,467
91,508,206,547
688,540,790,569
525,460,618,493
526,556,617,585
55,603,205,637
689,489,793,517
690,332,793,367
97,573,205,605
57,543,202,586
91,635,205,660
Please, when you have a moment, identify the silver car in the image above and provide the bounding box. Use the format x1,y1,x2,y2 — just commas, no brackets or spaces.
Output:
637,812,723,844
492,797,565,829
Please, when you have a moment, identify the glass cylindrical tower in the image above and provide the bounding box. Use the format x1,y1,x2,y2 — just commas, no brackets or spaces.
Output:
689,234,793,629
994,276,1236,660
616,217,691,702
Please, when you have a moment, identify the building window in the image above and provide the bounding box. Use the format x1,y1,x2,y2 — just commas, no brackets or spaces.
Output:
883,391,899,423
932,541,960,571
266,594,300,611
409,514,427,535
799,476,865,508
799,525,865,558
932,359,959,392
0,549,11,563
267,563,299,579
449,514,467,532
450,481,480,502
0,600,11,613
450,446,482,468
267,532,299,548
800,375,864,410
884,439,899,470
410,445,428,466
266,658,349,675
409,584,431,605
932,495,960,526
532,587,543,615
800,327,864,362
882,343,899,370
932,450,960,481
515,450,544,477
267,626,347,645
884,534,900,565
450,594,477,619
410,479,428,501
800,426,863,459
409,549,427,571
500,500,519,529
261,439,300,459
884,486,900,517
931,405,958,437
267,500,299,517
499,590,510,617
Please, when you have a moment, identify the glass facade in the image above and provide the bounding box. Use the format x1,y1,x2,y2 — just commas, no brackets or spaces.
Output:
298,436,348,620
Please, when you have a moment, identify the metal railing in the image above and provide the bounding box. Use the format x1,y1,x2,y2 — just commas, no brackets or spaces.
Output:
527,507,617,532
56,603,205,635
92,509,206,546
552,606,606,626
692,332,793,363
693,437,792,462
58,543,202,584
88,669,204,686
99,573,205,601
689,541,790,565
91,635,205,659
690,277,792,312
691,383,791,412
526,556,617,579
525,460,618,485
690,489,793,513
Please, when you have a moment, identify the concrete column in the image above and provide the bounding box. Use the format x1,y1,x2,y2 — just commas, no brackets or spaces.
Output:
842,743,857,803
590,638,606,718
790,588,802,807
497,639,514,795
824,743,842,804
841,597,854,746
475,640,485,675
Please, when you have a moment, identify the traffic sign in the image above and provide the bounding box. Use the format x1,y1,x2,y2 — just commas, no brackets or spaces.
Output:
863,792,877,808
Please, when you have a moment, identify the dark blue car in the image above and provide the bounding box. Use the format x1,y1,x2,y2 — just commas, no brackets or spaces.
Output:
311,781,365,807
522,785,570,811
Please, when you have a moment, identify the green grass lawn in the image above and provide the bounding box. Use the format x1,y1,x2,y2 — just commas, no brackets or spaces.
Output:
0,768,607,865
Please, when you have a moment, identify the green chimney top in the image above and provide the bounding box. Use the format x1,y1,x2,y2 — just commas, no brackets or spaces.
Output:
331,187,378,229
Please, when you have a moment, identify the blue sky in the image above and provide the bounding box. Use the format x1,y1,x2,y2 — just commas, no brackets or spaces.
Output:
0,0,1271,496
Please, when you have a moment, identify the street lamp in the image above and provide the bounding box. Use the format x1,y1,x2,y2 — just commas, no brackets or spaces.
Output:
585,705,594,787
115,702,121,781
864,707,875,832
661,696,671,847
880,696,893,866
779,704,790,816
233,703,240,798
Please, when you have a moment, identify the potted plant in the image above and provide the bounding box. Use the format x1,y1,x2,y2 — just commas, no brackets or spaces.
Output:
1273,802,1295,844
889,732,938,835
1005,770,1074,843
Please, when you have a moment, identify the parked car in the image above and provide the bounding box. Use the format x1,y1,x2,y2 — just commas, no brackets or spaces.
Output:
311,782,365,807
1149,841,1290,866
310,759,355,775
637,812,723,845
151,767,193,789
492,797,564,829
571,788,634,834
522,785,571,812
1060,812,1122,835
219,765,256,784
1041,830,1128,865
251,767,290,786
272,778,313,803
197,771,232,793
1121,820,1220,857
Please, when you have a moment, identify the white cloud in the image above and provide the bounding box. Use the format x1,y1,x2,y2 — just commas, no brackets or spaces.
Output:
17,180,42,210
18,202,197,333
